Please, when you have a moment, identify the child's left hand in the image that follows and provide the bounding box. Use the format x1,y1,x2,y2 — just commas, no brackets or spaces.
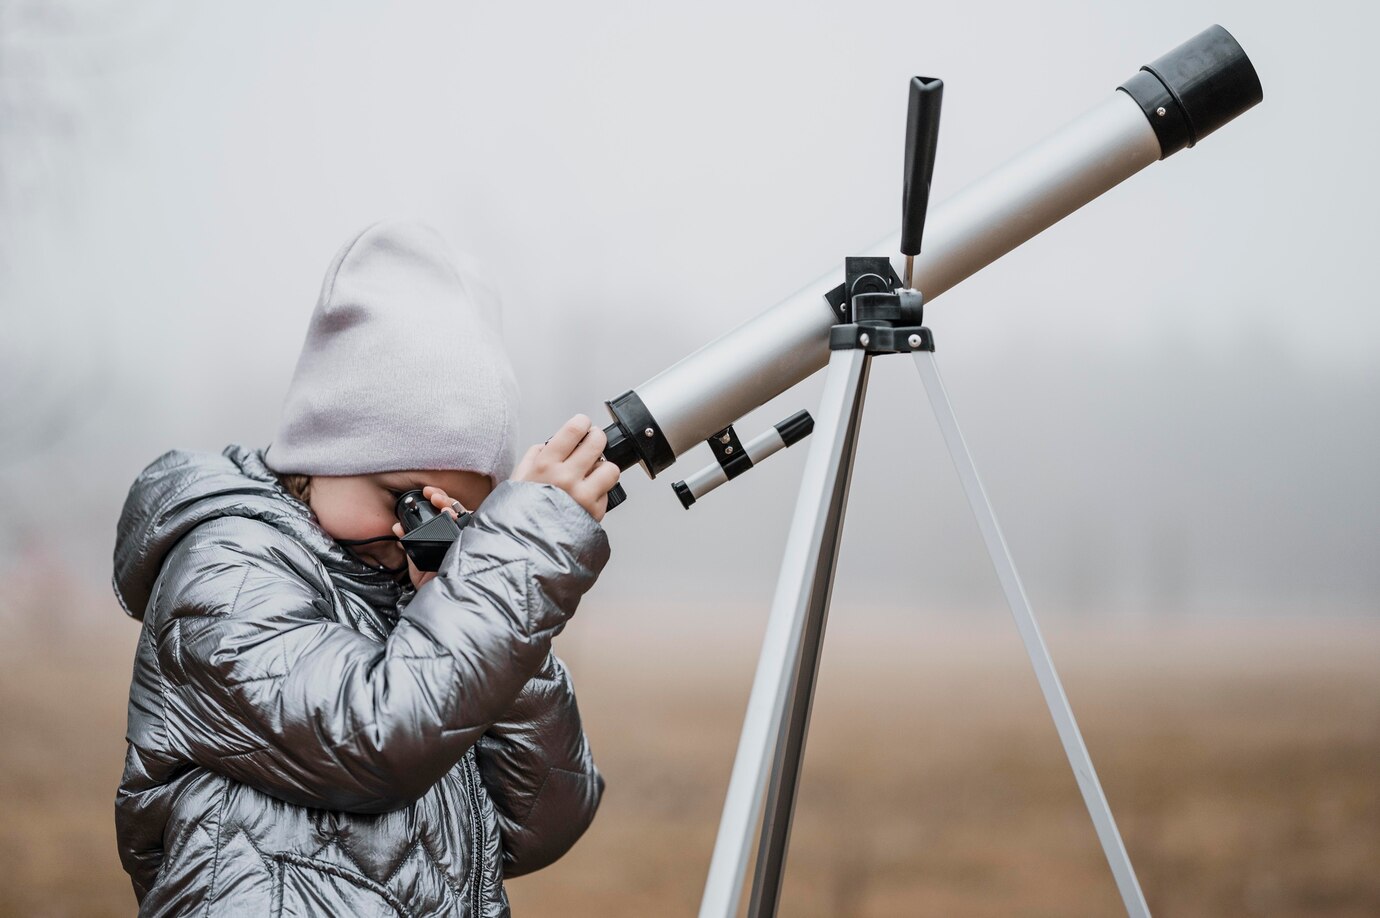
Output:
390,486,467,590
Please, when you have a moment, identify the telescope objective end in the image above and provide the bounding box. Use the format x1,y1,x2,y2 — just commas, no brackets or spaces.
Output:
1118,24,1263,159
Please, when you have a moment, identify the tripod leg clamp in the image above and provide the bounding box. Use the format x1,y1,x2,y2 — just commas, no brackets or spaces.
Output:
829,324,933,353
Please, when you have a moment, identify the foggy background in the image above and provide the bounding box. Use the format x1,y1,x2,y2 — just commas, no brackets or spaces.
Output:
2,1,1376,627
1,1,1377,916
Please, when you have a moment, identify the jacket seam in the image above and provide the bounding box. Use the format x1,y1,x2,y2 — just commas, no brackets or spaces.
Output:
201,778,232,918
512,765,590,825
329,835,375,881
218,673,285,688
227,563,255,617
456,557,523,581
153,468,217,534
328,717,379,752
416,833,466,900
150,623,170,729
380,838,420,887
273,853,415,918
217,745,271,762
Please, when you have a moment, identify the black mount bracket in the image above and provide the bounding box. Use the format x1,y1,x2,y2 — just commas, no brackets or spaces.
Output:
825,256,931,354
823,256,902,323
708,424,754,480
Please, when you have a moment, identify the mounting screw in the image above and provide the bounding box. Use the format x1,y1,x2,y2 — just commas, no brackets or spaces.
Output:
858,332,870,347
1156,106,1167,117
724,446,734,455
644,427,655,438
907,333,922,348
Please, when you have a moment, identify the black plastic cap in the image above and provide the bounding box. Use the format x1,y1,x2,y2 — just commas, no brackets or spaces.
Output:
774,410,815,447
1119,25,1262,158
672,479,695,509
604,391,675,478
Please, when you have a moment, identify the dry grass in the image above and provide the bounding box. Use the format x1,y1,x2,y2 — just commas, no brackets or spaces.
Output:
2,609,1376,917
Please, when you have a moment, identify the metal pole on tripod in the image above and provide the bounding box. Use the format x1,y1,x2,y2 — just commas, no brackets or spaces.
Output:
698,347,871,918
913,347,1150,917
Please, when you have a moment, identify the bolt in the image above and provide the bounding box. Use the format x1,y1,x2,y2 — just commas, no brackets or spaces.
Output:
859,333,870,347
908,334,922,349
724,446,734,455
644,427,655,438
1156,106,1166,117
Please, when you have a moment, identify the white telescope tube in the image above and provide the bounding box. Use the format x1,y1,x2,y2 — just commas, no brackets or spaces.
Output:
627,90,1160,462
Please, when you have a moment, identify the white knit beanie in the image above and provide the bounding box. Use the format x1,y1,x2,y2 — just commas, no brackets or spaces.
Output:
264,220,520,486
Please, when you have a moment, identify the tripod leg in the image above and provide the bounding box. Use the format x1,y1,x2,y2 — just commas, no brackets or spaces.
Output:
750,349,871,918
912,350,1151,917
699,348,871,918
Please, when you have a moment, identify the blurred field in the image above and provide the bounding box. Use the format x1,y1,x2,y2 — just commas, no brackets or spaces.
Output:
1,605,1377,917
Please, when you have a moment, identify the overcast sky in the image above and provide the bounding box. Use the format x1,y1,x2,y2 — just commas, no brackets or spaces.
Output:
1,0,1376,629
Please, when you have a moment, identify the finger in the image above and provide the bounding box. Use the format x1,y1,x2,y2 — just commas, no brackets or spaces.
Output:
567,426,608,475
584,458,622,492
391,522,405,538
542,414,592,463
513,443,541,480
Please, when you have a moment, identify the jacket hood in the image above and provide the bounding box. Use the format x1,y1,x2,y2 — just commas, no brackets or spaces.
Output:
112,444,403,621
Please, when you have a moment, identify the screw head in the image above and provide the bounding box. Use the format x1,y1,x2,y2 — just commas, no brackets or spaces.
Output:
644,427,655,438
858,332,870,347
1156,106,1167,117
724,446,734,455
908,334,922,348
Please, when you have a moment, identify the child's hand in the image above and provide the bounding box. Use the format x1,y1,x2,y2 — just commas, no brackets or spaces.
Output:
390,486,466,590
512,414,621,522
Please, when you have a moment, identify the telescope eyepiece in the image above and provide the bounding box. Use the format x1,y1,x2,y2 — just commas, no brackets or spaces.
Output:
1118,24,1262,158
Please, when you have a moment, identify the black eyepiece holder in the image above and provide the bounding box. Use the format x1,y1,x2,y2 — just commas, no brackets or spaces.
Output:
395,489,472,573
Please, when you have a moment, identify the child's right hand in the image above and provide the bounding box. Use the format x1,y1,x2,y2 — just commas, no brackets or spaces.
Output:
512,414,621,522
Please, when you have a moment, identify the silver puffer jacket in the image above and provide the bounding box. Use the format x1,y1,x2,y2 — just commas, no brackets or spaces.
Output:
111,444,610,917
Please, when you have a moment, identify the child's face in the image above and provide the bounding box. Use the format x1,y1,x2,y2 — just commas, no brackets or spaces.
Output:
308,469,493,573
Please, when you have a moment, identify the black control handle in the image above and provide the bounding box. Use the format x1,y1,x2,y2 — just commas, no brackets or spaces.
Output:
901,76,944,258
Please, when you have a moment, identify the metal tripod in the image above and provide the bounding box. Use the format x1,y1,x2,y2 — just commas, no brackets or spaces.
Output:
696,335,1152,918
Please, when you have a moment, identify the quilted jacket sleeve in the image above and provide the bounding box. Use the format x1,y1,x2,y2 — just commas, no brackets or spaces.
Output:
475,651,604,876
149,481,609,813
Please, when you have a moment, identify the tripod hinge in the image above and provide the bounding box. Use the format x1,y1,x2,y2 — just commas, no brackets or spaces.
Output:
829,323,934,353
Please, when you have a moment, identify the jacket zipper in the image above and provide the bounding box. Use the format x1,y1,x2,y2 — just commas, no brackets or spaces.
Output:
463,751,485,915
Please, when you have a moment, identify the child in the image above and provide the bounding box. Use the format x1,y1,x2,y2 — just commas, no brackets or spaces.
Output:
111,221,620,917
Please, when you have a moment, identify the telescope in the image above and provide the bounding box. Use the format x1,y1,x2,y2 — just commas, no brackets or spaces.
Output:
618,24,1257,918
398,24,1261,918
595,25,1260,508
